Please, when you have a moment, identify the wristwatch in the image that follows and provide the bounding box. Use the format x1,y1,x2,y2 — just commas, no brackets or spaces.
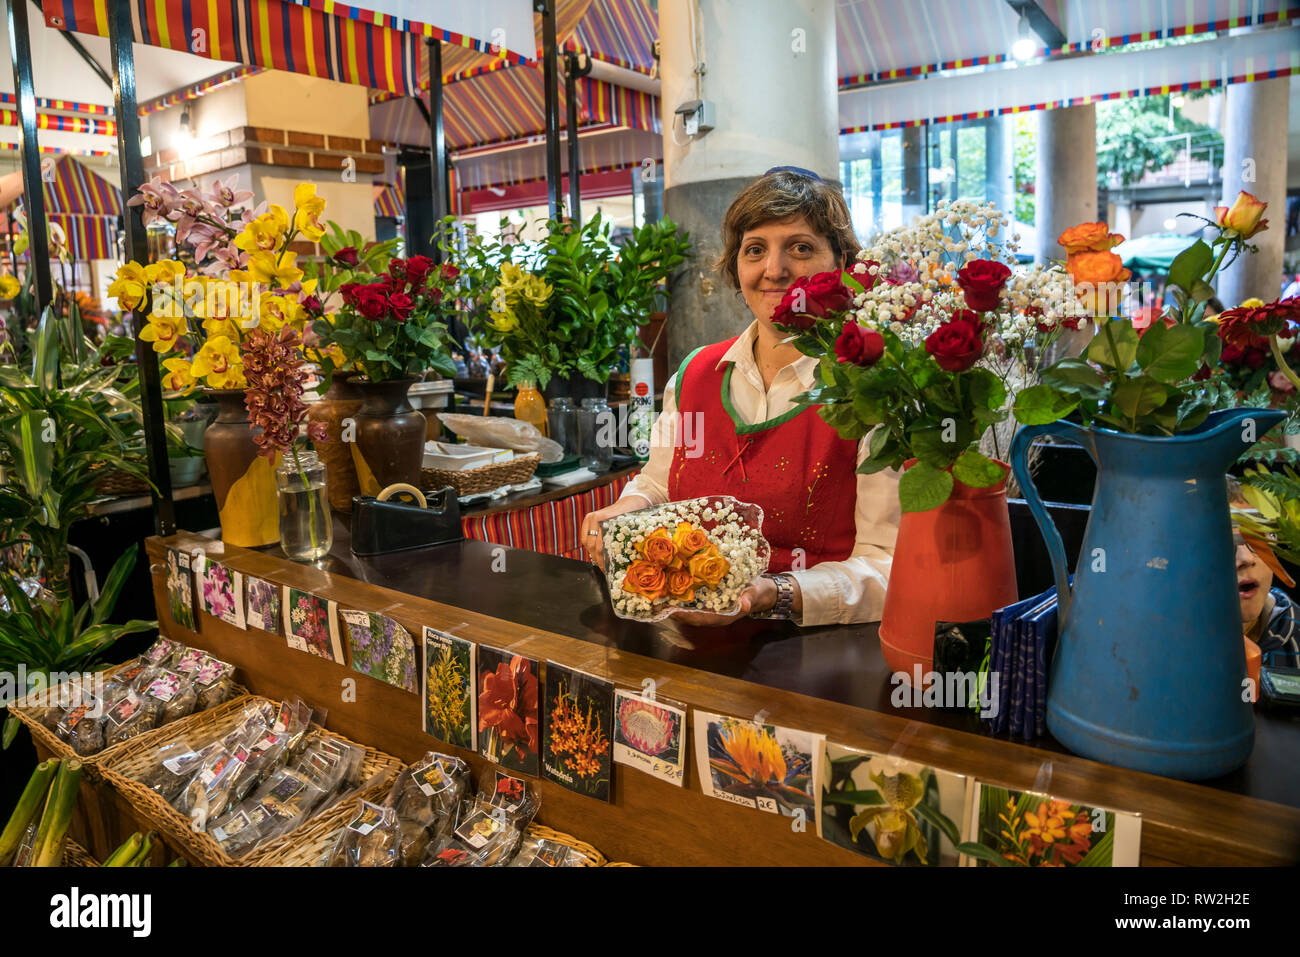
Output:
752,573,795,620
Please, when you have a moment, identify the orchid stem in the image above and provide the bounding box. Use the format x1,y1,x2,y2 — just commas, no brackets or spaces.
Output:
1270,335,1300,393
291,443,320,553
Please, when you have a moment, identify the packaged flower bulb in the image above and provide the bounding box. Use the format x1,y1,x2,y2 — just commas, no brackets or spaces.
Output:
599,496,770,622
325,800,401,867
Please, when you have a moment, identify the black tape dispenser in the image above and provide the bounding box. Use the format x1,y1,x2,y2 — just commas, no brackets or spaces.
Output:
350,483,463,556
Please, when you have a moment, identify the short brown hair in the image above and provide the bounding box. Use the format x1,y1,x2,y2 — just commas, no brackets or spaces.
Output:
715,169,860,289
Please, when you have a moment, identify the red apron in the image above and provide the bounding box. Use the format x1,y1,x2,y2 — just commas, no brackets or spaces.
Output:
667,338,858,572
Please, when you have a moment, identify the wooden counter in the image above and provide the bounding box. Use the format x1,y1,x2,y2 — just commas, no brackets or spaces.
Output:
144,530,1300,867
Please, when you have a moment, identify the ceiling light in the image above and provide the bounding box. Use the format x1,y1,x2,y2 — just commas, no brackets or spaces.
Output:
1012,13,1036,60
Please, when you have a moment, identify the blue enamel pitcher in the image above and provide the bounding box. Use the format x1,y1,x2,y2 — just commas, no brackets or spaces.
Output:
1011,408,1285,780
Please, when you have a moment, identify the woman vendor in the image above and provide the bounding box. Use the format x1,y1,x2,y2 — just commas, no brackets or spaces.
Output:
580,167,900,626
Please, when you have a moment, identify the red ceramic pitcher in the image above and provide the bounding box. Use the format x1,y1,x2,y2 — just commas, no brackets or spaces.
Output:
878,460,1018,679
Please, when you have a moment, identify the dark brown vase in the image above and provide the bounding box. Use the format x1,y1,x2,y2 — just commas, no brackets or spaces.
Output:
307,372,364,512
204,389,279,548
351,378,427,496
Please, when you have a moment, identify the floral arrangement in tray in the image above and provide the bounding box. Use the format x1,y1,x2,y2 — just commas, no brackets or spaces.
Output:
599,497,770,622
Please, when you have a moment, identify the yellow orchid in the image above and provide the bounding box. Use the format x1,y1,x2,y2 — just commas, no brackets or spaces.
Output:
233,206,290,255
257,293,306,334
138,315,183,353
489,309,518,333
144,259,186,285
191,335,244,389
246,250,303,288
192,277,256,329
108,261,149,311
0,275,21,299
292,183,327,242
498,261,551,308
161,357,197,394
201,316,242,342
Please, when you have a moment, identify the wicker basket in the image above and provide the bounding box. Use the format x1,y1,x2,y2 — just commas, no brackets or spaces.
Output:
422,452,540,496
97,695,404,868
90,462,151,496
239,809,605,867
62,839,100,867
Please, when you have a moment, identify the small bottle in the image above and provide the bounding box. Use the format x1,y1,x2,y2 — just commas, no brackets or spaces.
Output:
578,397,614,473
513,380,548,437
547,396,577,456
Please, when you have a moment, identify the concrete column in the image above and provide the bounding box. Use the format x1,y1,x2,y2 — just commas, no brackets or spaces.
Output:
660,0,838,371
1217,76,1290,308
984,113,1014,216
1034,103,1097,264
900,125,926,223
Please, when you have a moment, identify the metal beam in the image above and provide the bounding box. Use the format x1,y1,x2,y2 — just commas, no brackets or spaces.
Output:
537,0,563,219
563,52,592,224
426,37,448,256
56,22,114,89
1006,0,1068,50
109,0,175,536
8,0,53,314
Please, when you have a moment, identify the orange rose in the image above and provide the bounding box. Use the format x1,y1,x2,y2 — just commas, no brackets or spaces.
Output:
666,567,696,601
623,560,667,600
635,527,677,566
671,521,712,558
1214,191,1268,239
688,546,730,588
1066,250,1131,318
1057,222,1124,255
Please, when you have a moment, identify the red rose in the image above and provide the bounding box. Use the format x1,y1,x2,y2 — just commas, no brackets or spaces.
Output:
834,322,885,366
332,246,359,267
388,292,414,322
924,314,985,372
300,294,323,316
405,255,434,289
440,263,460,282
356,287,389,320
339,283,362,307
955,259,1011,312
428,287,444,306
771,271,853,330
387,257,407,281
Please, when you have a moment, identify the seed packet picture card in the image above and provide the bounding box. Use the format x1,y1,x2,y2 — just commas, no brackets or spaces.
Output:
694,711,823,816
195,559,246,630
165,548,197,631
476,645,540,777
960,782,1142,867
245,576,282,635
340,610,418,693
423,627,476,749
542,662,614,801
281,587,345,664
818,742,971,866
612,688,687,786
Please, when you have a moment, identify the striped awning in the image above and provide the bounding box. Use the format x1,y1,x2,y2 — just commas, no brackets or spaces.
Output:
451,127,659,192
40,0,529,96
374,181,404,218
563,0,657,74
40,155,123,217
835,0,1297,88
50,212,116,260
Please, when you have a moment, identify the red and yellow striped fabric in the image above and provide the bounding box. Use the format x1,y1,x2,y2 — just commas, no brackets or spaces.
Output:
373,181,403,218
0,110,116,137
40,156,123,216
42,0,422,95
462,471,637,561
50,213,116,260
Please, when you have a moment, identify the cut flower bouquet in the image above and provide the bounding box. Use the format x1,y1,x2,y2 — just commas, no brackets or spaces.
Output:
600,497,770,622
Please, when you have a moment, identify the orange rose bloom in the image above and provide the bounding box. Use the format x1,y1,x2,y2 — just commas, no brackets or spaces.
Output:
624,560,668,600
666,567,696,601
1066,250,1131,318
672,521,712,558
1214,190,1268,239
688,546,730,588
1058,222,1124,255
636,528,677,566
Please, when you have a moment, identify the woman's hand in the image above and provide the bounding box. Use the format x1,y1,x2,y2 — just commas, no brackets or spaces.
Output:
580,497,650,569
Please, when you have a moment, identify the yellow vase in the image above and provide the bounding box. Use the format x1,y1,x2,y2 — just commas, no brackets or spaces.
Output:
204,390,281,548
514,381,548,437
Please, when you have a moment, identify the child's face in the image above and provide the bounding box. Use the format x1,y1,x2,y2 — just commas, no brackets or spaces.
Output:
1235,529,1274,628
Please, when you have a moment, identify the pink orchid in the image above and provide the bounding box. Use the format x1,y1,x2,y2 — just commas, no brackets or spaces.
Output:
126,177,181,227
207,175,253,211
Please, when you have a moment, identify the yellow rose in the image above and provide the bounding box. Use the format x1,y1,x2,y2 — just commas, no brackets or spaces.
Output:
1214,191,1268,239
0,275,21,300
688,546,730,589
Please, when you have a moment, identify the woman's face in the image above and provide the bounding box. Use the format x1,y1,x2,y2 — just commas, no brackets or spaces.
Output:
736,215,840,323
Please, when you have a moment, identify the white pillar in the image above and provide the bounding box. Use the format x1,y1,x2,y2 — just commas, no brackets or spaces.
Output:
1034,104,1097,263
1217,77,1290,308
659,0,839,370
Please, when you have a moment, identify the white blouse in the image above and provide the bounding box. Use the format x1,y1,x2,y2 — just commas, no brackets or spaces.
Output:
619,320,900,626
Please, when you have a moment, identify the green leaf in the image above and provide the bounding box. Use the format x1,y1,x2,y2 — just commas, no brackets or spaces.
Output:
898,462,954,513
1042,357,1105,394
967,368,1006,411
1135,321,1203,383
1013,385,1079,425
955,842,1021,866
1085,321,1139,371
953,450,1006,488
1167,239,1213,292
909,424,963,469
1112,376,1168,420
912,801,961,848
